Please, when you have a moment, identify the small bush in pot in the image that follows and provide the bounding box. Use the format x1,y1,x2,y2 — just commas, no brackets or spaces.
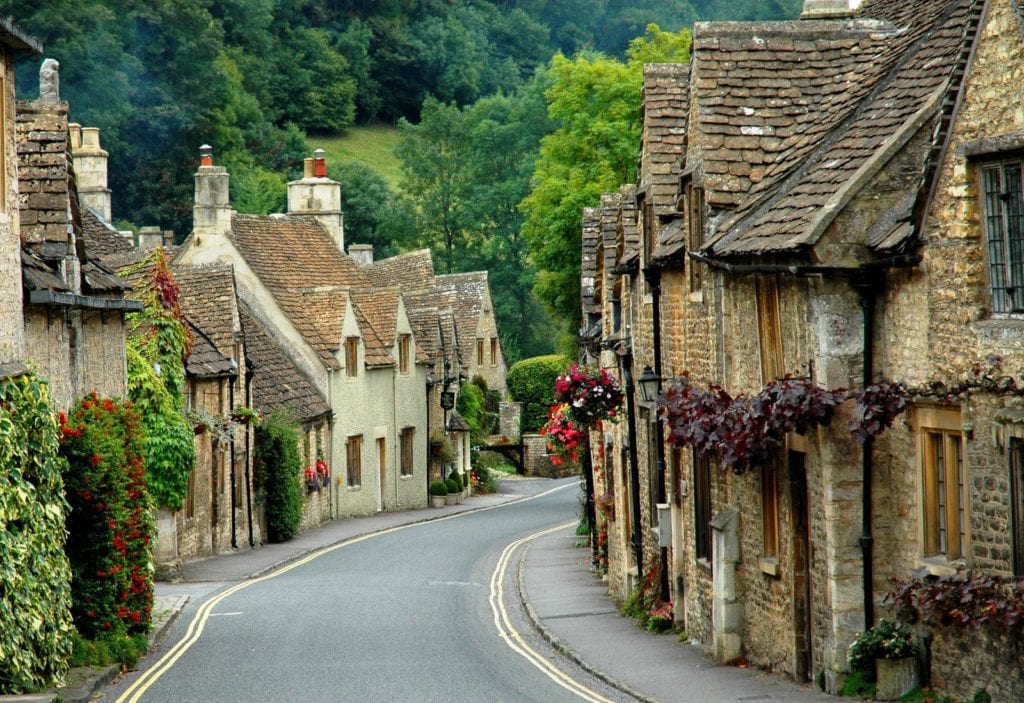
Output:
429,480,448,497
445,478,459,495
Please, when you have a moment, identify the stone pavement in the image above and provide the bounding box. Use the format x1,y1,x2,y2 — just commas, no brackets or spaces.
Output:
520,528,834,703
25,478,836,702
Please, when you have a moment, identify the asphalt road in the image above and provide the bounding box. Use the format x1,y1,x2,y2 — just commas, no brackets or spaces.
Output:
104,478,635,703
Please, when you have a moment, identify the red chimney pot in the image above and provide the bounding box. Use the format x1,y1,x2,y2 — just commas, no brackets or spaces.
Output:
313,148,327,178
200,144,213,167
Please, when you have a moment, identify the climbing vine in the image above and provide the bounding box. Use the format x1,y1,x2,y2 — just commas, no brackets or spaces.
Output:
123,248,195,509
0,372,74,694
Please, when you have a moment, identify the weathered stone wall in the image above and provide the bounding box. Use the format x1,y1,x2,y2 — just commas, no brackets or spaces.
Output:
928,627,1024,703
0,53,24,365
499,401,521,441
79,310,128,400
522,433,578,478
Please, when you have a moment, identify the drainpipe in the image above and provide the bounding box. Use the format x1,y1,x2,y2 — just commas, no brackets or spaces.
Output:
621,348,645,576
851,271,881,630
646,267,671,603
229,374,237,550
244,358,255,547
425,375,433,503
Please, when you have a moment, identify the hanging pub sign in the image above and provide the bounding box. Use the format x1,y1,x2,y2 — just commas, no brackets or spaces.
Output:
440,391,455,410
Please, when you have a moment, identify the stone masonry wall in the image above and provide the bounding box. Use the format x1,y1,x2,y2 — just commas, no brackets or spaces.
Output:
523,433,578,478
0,54,24,365
498,401,521,441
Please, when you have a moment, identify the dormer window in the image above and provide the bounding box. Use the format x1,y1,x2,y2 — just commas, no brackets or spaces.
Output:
398,334,411,374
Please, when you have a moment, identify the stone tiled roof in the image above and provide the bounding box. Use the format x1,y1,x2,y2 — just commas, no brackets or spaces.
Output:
600,193,620,292
172,263,238,358
363,249,435,290
618,184,639,267
350,288,398,368
433,272,488,370
186,323,236,378
641,63,690,216
229,214,370,370
652,216,687,264
81,206,133,259
699,0,977,257
239,303,331,423
581,207,601,311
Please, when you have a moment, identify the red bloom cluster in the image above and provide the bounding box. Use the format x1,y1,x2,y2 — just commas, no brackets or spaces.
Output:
540,404,584,465
553,364,624,427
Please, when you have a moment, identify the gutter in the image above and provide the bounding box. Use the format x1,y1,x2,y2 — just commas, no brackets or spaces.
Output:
28,289,144,311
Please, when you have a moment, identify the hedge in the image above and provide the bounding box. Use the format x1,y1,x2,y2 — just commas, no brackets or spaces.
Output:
506,355,573,432
254,410,303,542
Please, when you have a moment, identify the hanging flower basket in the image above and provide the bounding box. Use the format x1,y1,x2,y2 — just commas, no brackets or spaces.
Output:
316,459,330,484
554,364,624,428
540,403,584,465
303,467,320,492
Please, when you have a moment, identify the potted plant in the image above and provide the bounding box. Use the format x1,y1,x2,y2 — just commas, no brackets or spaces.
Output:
303,466,320,493
444,477,459,505
848,618,917,701
448,470,463,503
429,480,447,508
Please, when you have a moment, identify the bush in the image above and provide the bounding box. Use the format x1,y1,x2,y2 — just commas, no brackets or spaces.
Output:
429,480,448,496
445,478,459,494
507,354,573,432
0,373,75,693
254,410,303,542
847,618,915,674
448,470,462,491
69,632,149,670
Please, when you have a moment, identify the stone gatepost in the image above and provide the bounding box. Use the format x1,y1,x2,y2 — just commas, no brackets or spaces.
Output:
711,507,743,663
154,507,182,581
499,401,521,441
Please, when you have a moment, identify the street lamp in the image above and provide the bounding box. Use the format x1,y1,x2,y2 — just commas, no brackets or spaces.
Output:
637,365,661,403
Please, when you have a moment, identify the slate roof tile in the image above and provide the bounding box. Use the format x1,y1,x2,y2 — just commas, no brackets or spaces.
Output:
172,263,238,358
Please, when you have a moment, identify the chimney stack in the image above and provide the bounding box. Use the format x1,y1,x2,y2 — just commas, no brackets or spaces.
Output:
139,226,163,251
69,123,112,221
801,0,861,19
287,148,345,253
194,145,231,245
348,244,374,265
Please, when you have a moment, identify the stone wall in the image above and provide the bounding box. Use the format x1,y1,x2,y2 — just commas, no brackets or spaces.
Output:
0,53,24,365
928,627,1023,702
499,401,521,441
522,433,578,478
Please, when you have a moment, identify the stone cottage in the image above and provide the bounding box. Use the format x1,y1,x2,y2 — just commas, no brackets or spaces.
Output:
585,0,1024,697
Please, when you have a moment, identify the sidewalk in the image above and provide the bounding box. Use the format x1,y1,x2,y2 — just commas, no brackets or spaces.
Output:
519,529,834,703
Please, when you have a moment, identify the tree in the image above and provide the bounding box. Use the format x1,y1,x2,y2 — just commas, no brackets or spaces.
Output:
520,25,691,334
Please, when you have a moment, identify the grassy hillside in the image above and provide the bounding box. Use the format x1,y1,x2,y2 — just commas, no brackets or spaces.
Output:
309,124,404,190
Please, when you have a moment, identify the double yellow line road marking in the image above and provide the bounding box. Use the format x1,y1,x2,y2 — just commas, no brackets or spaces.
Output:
117,483,607,702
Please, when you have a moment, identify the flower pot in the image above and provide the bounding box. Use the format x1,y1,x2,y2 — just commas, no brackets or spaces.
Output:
430,495,446,508
875,657,917,701
444,493,457,506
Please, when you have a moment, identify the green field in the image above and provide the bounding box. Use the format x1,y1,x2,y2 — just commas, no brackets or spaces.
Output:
308,124,404,190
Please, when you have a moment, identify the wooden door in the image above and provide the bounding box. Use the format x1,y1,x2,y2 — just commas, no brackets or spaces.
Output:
377,437,386,511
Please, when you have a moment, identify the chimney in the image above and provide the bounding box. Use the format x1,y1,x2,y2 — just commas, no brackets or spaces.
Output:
163,230,175,247
193,145,231,245
348,244,374,265
139,226,163,251
287,148,344,253
70,124,112,221
801,0,861,19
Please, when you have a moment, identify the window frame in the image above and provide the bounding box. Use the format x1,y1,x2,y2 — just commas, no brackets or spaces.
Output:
694,453,712,563
914,407,967,561
476,338,484,367
1010,438,1024,577
346,434,363,487
398,334,411,375
490,337,498,367
400,427,415,477
345,337,359,378
761,462,780,561
980,158,1024,315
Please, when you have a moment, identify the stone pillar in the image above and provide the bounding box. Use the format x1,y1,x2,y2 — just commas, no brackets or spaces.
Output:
194,146,231,245
153,507,182,581
499,401,522,441
711,507,743,663
70,125,112,221
287,149,344,253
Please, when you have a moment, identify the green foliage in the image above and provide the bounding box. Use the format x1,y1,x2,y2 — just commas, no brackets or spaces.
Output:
430,430,457,465
61,393,155,639
429,480,448,497
449,470,463,491
840,670,876,698
521,25,691,332
123,249,196,509
507,355,573,431
445,478,459,495
847,619,916,674
69,632,149,670
254,411,303,542
0,373,74,694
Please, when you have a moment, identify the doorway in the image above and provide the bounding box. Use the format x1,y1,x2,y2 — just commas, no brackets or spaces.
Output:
377,437,386,512
789,450,813,682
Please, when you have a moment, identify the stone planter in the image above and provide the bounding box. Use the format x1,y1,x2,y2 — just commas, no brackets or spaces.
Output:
430,495,446,508
875,657,918,701
444,493,457,506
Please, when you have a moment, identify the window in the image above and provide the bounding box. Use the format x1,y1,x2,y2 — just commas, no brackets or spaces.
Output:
490,337,498,366
345,337,359,378
686,181,704,293
477,338,484,367
917,408,966,560
346,435,362,487
981,161,1024,313
1011,439,1024,577
756,275,784,382
400,427,415,476
761,462,779,559
670,446,683,508
694,454,712,562
399,334,411,374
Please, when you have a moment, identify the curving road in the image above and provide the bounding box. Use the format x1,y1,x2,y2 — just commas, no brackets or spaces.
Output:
106,478,635,703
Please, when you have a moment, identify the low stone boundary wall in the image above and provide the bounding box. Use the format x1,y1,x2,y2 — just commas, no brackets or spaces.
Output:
522,433,578,478
928,627,1022,702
